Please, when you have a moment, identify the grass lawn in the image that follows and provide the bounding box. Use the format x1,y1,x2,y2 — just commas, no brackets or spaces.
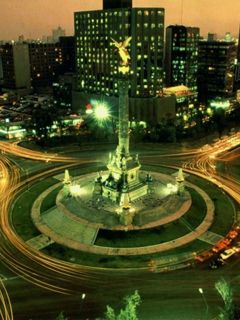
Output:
12,177,59,241
186,175,235,236
42,238,212,269
95,222,190,248
40,185,62,213
180,188,207,230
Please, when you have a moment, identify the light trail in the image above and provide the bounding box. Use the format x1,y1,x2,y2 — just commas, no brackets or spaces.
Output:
182,132,240,204
0,132,239,297
0,277,13,320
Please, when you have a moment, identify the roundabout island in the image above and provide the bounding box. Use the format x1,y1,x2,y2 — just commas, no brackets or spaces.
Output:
9,42,237,272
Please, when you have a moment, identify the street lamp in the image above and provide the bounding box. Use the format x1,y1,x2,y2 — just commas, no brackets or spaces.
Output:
94,102,110,122
80,293,86,318
198,288,209,319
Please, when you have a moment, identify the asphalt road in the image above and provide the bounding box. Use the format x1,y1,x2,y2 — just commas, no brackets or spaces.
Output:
3,259,240,320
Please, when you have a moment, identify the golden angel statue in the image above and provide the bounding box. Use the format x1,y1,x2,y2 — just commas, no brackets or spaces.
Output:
111,37,132,66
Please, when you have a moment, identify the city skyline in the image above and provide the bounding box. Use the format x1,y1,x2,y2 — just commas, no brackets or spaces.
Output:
0,0,240,41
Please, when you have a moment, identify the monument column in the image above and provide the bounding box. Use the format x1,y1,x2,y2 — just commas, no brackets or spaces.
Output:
118,75,130,158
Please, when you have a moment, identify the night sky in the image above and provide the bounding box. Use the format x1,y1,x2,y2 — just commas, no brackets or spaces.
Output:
1,0,239,40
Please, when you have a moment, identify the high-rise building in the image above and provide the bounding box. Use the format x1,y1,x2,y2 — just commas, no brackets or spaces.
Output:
234,27,240,93
74,2,165,111
0,55,3,85
165,25,199,100
0,43,31,91
59,36,75,74
28,43,63,88
198,40,237,102
103,0,132,9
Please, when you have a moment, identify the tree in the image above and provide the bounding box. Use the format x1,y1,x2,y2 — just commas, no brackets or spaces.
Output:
105,291,141,320
215,278,235,320
56,311,68,320
32,106,54,141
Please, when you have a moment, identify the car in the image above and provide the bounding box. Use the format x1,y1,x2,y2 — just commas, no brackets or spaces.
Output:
195,251,213,263
220,247,240,260
212,239,231,253
226,230,238,240
209,257,225,269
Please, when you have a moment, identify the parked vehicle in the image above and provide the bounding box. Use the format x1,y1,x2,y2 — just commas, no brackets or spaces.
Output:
195,251,213,263
220,247,240,260
212,238,231,253
209,258,224,269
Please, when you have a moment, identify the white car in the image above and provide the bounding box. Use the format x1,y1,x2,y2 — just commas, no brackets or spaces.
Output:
220,247,240,260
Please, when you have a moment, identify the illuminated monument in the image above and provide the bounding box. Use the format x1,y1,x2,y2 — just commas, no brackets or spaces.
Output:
30,6,217,263
95,37,148,209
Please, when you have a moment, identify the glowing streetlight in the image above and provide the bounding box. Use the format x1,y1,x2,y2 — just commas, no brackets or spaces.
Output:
94,103,110,121
198,288,209,319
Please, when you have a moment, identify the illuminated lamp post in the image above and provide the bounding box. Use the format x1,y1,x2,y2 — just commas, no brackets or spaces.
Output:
93,102,110,122
198,288,209,319
80,293,86,317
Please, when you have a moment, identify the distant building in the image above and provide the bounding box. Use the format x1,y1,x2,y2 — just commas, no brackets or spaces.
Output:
0,43,31,93
28,42,63,88
18,35,25,43
198,40,237,102
52,26,66,42
207,33,217,42
224,32,234,42
0,121,27,139
103,0,132,9
163,85,194,114
53,73,75,109
234,27,240,92
165,25,200,101
0,55,3,85
59,36,75,74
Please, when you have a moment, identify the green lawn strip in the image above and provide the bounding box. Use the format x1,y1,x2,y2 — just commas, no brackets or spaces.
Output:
186,175,235,236
95,222,189,248
69,165,105,177
42,238,211,269
12,177,59,241
209,194,235,235
180,187,207,230
142,164,176,175
154,239,212,258
40,185,62,213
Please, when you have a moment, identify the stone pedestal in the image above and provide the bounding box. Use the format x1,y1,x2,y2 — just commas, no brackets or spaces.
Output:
98,74,148,204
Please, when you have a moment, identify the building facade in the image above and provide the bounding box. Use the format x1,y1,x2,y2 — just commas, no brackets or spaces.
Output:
0,43,31,92
28,42,63,88
52,26,66,43
74,3,165,108
234,28,240,93
165,25,199,100
103,0,132,9
59,36,76,74
198,40,237,102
